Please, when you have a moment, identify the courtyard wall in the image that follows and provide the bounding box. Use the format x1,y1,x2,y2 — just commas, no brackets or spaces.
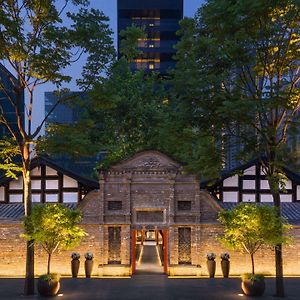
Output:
0,222,299,277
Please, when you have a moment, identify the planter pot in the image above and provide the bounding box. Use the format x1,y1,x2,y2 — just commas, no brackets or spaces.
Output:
206,260,216,278
221,260,230,278
241,278,265,296
37,277,60,297
85,260,94,278
71,259,80,278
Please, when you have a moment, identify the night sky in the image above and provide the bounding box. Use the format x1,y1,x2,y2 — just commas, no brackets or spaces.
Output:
34,0,205,132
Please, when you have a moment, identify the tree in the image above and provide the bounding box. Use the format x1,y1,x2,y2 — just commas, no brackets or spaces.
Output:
42,25,168,168
0,0,114,294
172,0,300,296
21,204,86,275
218,203,291,275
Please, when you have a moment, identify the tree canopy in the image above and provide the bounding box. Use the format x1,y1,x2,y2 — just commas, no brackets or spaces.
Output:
22,204,86,274
218,203,291,275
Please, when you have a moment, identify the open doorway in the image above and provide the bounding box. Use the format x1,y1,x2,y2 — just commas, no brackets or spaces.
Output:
134,229,165,275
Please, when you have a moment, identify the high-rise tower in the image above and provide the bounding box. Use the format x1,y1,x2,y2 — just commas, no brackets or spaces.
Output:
0,64,24,139
118,0,183,75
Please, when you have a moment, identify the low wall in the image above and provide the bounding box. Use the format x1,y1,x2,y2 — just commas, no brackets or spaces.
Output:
0,223,299,277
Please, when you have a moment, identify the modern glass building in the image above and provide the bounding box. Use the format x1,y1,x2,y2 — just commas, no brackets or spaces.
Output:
118,0,183,75
0,63,24,139
44,91,84,126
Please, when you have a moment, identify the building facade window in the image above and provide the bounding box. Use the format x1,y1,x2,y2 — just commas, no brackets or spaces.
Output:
178,227,192,264
177,201,192,211
108,201,122,211
108,227,121,264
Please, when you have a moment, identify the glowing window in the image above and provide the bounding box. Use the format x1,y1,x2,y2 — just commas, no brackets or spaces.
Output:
149,64,155,70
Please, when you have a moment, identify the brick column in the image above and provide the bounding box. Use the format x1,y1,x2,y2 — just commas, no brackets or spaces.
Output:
131,229,136,274
163,228,168,274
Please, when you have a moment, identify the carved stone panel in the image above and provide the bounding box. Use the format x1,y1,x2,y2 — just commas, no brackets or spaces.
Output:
178,227,191,264
108,227,121,264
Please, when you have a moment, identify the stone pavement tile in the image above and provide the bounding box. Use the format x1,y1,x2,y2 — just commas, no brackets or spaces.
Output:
0,277,299,300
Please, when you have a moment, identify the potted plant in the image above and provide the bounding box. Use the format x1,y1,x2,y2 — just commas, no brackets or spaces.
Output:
71,252,81,278
21,204,86,296
206,252,216,278
220,252,230,278
84,252,94,278
218,203,291,296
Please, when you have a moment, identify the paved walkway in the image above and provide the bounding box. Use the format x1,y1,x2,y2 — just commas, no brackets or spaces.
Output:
136,241,164,275
0,277,300,300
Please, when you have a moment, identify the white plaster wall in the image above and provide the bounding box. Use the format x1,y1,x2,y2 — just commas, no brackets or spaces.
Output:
31,180,41,190
242,194,256,202
30,167,40,176
32,194,41,202
243,180,255,189
223,175,238,187
0,187,4,201
260,194,273,202
260,180,270,190
244,166,256,175
223,191,238,202
63,176,78,188
63,192,77,203
279,194,292,202
46,180,58,189
9,177,23,190
285,180,292,190
10,194,23,202
45,194,58,202
46,166,57,176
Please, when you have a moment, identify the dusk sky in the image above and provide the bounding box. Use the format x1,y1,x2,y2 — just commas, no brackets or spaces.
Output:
34,0,205,132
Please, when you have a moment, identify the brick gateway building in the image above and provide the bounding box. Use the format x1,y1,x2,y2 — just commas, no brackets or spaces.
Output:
1,150,300,277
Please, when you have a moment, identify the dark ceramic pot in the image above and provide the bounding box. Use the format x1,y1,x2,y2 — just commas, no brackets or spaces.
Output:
37,277,60,297
221,260,230,278
207,260,216,278
241,278,265,296
71,259,80,278
85,260,94,278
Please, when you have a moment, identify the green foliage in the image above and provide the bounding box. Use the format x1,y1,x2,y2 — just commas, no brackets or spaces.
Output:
241,273,265,282
22,204,85,253
218,204,291,254
46,56,168,169
171,0,300,182
0,0,114,177
218,203,291,274
21,204,86,273
119,25,146,60
0,138,22,178
39,273,60,282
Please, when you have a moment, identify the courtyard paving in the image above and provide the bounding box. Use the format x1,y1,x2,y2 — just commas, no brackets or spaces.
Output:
0,276,300,300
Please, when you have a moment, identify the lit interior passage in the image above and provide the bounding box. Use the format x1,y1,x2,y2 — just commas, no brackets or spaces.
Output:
135,230,164,275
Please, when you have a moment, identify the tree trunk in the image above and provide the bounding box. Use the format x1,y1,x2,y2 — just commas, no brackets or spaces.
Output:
272,190,284,297
250,253,255,275
23,147,35,295
47,253,51,275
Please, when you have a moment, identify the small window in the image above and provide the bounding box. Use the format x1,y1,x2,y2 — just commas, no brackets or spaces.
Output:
108,201,122,210
178,201,191,211
149,64,155,70
149,44,155,48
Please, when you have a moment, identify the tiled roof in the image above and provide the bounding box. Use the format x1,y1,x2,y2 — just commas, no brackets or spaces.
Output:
0,203,77,221
219,202,300,224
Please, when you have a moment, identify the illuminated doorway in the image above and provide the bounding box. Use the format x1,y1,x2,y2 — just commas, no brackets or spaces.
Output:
131,229,168,275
